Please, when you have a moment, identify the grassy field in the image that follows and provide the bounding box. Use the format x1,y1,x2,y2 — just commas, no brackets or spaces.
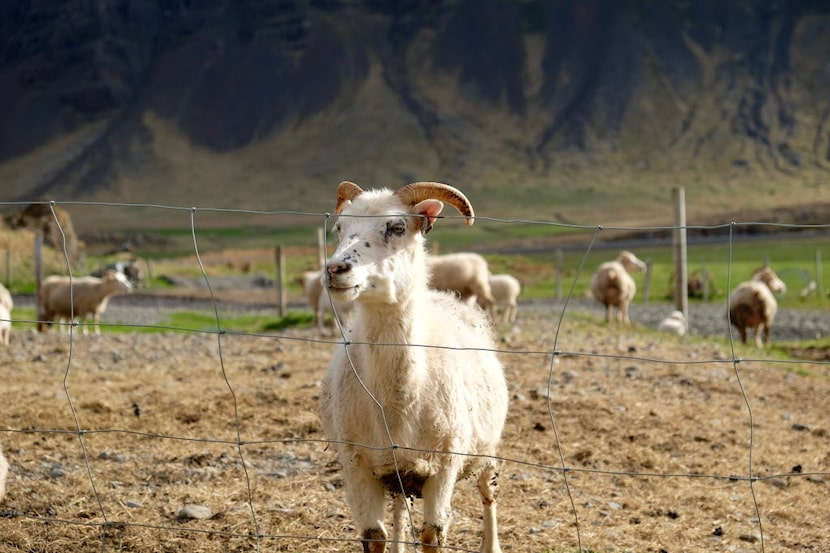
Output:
3,220,829,312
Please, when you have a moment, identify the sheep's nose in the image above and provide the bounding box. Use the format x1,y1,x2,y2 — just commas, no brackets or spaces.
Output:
326,261,351,278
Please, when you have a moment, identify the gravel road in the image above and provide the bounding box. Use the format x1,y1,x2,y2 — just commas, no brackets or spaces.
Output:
14,291,829,343
530,297,830,342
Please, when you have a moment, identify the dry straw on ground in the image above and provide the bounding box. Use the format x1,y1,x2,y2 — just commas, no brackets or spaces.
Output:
0,307,828,552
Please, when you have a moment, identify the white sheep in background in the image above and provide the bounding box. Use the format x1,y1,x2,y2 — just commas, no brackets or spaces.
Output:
38,270,132,334
657,310,687,336
300,268,354,332
319,181,509,553
0,443,8,502
489,273,521,323
0,282,12,346
590,250,647,324
426,252,495,312
0,304,10,347
0,282,12,311
728,266,787,348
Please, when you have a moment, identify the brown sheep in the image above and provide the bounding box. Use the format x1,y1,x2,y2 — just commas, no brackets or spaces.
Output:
728,267,787,348
589,250,647,324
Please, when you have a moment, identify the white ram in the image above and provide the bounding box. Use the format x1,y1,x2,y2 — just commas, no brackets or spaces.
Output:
300,268,354,332
426,252,495,312
489,273,521,323
728,266,786,348
38,270,132,334
589,250,647,324
319,181,509,553
0,282,12,346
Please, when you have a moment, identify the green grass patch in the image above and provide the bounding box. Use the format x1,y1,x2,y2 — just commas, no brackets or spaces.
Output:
157,310,313,334
10,307,315,335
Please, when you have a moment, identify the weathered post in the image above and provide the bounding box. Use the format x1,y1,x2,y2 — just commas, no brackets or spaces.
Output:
274,246,287,317
643,260,652,304
317,227,326,270
673,187,688,323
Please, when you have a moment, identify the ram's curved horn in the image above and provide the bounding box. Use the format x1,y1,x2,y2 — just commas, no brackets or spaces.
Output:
395,182,475,225
335,181,364,215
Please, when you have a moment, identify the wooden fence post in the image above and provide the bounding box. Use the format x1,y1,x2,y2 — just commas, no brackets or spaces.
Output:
317,227,326,270
274,246,286,317
672,187,688,322
643,260,652,304
34,231,43,328
4,249,10,288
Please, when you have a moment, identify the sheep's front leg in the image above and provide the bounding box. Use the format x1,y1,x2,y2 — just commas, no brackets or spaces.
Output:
757,324,769,348
476,466,503,553
390,493,411,553
420,464,461,550
343,467,388,553
620,301,632,324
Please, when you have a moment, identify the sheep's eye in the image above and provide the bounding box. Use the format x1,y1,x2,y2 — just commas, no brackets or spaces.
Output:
387,221,406,236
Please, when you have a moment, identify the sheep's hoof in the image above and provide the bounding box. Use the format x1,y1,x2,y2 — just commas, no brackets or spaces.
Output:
362,528,386,553
420,524,443,551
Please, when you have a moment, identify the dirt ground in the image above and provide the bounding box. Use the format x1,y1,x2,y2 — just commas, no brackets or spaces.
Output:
0,305,828,553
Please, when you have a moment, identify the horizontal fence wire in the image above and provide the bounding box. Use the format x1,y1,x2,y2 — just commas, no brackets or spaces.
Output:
0,199,828,552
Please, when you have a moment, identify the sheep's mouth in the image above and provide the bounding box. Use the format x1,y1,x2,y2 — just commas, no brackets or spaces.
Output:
327,284,360,298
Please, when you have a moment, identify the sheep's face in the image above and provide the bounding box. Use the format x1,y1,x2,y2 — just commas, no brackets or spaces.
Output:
103,270,133,294
618,251,647,273
753,267,787,295
325,191,442,304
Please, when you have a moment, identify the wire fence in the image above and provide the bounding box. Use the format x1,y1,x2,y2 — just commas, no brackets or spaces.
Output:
0,199,829,552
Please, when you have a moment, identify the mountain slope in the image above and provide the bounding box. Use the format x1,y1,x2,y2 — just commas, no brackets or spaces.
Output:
0,0,828,230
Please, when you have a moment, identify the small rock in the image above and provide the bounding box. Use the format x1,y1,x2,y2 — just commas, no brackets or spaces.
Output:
126,500,143,508
739,533,762,543
176,504,213,520
768,477,788,488
48,463,65,479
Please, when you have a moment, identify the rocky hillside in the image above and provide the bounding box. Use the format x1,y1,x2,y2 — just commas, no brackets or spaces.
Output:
0,0,829,228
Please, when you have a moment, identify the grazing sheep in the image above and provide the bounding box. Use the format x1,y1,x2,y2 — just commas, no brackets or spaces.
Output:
0,282,12,311
0,283,12,346
657,310,687,336
300,269,354,332
0,443,7,502
426,252,495,312
728,266,787,348
489,273,522,323
319,181,509,553
0,304,10,347
590,250,647,324
38,270,132,334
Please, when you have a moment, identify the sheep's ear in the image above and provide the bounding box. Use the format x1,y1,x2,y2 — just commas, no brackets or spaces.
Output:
413,199,444,235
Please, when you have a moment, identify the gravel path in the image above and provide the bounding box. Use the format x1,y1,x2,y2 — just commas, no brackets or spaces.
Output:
528,297,830,342
13,292,830,342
